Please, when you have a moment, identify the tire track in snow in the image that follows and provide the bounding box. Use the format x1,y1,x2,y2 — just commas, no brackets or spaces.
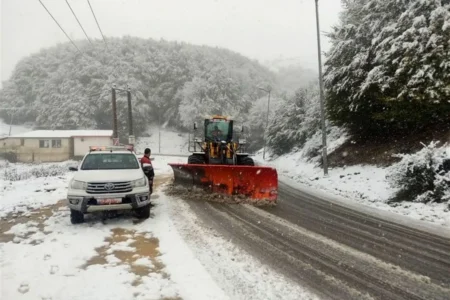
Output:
175,192,450,300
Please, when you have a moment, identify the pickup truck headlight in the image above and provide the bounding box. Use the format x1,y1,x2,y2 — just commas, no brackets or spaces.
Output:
70,180,87,190
132,177,147,188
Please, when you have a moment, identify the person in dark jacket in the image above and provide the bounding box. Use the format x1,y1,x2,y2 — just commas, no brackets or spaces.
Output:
211,125,224,141
141,148,154,194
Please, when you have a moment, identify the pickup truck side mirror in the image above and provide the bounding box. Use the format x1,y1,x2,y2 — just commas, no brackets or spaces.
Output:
69,166,78,171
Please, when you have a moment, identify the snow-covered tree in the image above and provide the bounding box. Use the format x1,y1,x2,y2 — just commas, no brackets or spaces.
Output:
244,93,284,152
0,37,276,136
266,85,321,156
177,65,253,128
325,0,450,135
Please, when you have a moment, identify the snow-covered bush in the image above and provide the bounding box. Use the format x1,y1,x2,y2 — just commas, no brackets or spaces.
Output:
387,142,450,203
29,164,69,178
1,162,72,181
3,168,27,181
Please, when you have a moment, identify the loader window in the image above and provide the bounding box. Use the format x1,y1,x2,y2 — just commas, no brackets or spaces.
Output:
205,120,230,141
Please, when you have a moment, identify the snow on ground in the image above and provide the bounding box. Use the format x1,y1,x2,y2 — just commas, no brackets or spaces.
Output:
135,126,190,155
0,158,223,299
1,153,314,300
255,148,450,229
0,191,210,300
0,161,76,218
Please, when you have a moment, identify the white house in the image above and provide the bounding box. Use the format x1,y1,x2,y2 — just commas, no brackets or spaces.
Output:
1,130,113,162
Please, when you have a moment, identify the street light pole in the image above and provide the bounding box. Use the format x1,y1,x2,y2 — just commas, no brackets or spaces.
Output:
315,0,328,176
258,86,271,160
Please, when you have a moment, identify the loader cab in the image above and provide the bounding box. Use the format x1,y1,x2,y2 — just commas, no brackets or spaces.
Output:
204,117,233,142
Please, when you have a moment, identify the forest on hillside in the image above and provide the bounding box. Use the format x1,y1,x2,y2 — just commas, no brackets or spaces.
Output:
1,0,448,157
0,37,279,141
265,0,450,157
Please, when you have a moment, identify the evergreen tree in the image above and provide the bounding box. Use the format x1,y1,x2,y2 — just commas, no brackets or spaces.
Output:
324,0,450,136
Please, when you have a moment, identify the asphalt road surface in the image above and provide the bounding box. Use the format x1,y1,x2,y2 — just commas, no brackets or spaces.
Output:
181,181,450,300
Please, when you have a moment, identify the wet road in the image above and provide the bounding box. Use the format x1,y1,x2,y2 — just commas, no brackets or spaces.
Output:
182,180,450,300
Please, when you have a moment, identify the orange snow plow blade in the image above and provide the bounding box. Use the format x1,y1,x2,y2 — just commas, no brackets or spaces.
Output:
168,163,278,203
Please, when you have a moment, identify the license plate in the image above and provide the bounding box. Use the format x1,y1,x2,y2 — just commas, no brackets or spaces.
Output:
97,198,122,205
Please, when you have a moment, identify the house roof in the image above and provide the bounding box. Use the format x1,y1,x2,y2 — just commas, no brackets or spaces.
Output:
9,130,114,139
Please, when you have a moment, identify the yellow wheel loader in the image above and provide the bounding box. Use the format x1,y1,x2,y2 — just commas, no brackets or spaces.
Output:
168,115,278,203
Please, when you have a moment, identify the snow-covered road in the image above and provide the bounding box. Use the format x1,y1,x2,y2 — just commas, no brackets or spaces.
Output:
3,153,449,300
0,156,314,300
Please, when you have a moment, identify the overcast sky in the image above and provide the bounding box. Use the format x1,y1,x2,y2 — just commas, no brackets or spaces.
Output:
1,0,342,84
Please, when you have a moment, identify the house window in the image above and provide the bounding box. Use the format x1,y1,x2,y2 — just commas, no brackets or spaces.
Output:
52,139,62,148
39,140,50,148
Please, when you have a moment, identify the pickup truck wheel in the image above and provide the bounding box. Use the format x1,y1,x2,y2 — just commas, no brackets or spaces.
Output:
135,204,151,219
70,209,84,224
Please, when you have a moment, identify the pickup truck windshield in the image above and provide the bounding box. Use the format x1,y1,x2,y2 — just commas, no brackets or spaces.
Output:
81,153,140,170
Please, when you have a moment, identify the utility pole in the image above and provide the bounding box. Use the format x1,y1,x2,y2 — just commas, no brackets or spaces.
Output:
111,85,118,142
315,0,328,176
158,112,161,154
258,86,271,160
8,111,15,136
126,86,136,147
126,87,133,137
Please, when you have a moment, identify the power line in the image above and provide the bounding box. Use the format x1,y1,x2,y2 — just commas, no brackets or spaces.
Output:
87,0,108,49
38,0,83,55
66,0,93,45
85,0,122,78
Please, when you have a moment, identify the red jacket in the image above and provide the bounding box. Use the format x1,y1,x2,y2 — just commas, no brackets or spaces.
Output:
141,155,154,179
141,155,152,165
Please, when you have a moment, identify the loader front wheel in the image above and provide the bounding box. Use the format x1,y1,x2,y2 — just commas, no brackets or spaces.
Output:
238,156,255,166
188,154,205,164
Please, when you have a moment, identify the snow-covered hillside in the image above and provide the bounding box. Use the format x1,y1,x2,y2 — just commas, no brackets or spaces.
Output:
135,126,190,155
0,119,32,138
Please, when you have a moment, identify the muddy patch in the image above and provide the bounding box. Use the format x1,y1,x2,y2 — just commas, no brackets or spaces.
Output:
0,200,66,243
82,227,166,286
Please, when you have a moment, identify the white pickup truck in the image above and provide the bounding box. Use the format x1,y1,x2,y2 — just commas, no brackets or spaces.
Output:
66,146,152,224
